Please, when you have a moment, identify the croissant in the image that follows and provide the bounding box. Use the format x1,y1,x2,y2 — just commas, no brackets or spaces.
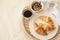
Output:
34,23,47,36
40,16,55,31
33,16,55,36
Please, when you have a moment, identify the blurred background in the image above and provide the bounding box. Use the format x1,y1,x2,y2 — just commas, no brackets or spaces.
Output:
0,0,60,40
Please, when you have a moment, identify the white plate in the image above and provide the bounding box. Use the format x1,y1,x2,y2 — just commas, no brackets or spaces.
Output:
29,11,58,40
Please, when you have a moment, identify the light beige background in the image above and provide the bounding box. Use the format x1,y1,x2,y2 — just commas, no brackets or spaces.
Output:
0,0,60,40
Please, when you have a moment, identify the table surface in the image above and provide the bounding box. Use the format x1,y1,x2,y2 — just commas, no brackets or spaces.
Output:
0,0,60,40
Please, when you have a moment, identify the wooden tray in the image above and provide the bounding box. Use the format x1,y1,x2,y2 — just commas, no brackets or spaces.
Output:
23,17,60,40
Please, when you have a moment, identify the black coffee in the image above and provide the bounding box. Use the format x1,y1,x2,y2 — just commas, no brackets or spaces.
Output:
23,10,32,18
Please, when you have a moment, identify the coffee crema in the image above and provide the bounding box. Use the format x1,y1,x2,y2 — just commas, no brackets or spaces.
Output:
32,2,42,11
